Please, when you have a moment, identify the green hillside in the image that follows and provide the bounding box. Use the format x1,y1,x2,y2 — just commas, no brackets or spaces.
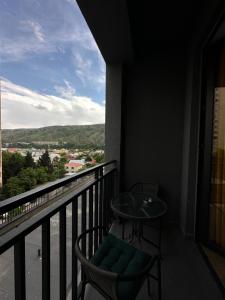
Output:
2,124,105,148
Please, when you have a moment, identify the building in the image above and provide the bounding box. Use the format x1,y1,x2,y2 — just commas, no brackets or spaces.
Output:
7,147,17,153
64,160,84,174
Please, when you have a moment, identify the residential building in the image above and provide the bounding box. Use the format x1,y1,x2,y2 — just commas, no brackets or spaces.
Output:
64,160,84,174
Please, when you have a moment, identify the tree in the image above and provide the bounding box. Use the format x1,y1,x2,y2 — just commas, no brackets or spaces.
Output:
24,151,36,168
38,150,53,173
59,153,68,164
53,156,66,179
35,167,49,184
18,168,37,190
2,151,25,184
92,152,104,163
3,176,26,198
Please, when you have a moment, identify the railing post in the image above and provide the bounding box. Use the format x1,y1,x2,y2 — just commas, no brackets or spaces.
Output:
60,207,67,300
94,182,99,251
14,237,26,300
99,168,103,243
72,197,78,300
42,219,50,300
88,187,94,259
81,192,87,282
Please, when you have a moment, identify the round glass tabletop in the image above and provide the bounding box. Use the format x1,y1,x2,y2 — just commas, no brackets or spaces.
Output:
111,192,167,221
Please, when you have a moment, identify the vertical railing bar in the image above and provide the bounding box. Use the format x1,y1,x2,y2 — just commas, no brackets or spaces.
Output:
103,175,107,235
99,167,103,243
81,191,87,282
88,186,93,259
72,197,78,300
14,237,26,300
105,174,110,231
109,172,114,227
42,219,50,300
94,182,99,251
59,207,67,300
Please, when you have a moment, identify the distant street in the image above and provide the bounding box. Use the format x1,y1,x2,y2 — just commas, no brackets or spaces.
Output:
0,192,87,300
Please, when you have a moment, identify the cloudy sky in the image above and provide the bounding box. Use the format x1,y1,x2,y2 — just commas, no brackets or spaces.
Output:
0,0,105,129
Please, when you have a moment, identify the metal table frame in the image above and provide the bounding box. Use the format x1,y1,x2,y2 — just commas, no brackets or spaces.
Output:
111,192,167,254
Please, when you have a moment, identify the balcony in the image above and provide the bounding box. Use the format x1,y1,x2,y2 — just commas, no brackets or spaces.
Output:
0,160,223,300
1,1,225,299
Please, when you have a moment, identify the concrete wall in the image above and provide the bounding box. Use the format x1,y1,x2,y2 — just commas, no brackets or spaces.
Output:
105,64,123,171
121,48,186,224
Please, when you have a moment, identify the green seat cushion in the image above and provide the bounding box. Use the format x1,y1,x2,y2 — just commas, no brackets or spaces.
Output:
90,233,152,300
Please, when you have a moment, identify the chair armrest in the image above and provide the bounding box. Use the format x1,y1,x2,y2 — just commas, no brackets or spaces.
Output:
76,226,106,243
75,226,118,281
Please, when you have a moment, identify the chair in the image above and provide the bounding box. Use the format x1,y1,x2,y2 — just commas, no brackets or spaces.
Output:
75,226,161,300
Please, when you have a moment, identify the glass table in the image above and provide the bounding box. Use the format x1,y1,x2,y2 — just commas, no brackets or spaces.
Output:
111,192,167,252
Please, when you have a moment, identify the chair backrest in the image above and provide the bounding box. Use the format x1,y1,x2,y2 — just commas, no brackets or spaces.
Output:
129,182,159,196
75,228,119,299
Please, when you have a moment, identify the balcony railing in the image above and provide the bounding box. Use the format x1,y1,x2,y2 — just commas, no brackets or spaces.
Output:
0,160,117,300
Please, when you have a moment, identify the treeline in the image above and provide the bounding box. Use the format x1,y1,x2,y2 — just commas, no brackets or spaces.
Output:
2,124,105,147
1,151,66,200
3,142,105,151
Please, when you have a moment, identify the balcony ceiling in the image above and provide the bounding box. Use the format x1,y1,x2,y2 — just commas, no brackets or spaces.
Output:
77,0,205,63
127,0,204,56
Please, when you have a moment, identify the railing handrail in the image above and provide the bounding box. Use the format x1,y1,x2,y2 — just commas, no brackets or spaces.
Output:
0,160,116,214
0,167,116,255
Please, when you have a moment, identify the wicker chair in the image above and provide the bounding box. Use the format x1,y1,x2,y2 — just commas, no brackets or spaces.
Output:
75,226,161,300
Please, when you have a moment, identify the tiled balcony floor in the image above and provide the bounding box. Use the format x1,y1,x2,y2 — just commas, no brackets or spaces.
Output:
84,222,224,300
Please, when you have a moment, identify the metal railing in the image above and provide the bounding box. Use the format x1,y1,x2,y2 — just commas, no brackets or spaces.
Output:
0,160,117,300
0,174,94,229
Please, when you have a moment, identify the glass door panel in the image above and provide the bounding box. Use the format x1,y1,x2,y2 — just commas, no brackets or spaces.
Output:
210,48,225,251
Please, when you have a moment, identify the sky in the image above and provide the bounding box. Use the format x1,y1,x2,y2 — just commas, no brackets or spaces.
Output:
0,0,105,129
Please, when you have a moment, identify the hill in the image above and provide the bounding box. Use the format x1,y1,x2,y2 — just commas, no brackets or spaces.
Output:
2,124,105,148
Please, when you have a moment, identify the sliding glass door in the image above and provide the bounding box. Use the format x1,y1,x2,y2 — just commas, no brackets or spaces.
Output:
209,47,225,252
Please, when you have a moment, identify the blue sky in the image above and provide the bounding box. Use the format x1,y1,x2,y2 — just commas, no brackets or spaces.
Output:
0,0,105,128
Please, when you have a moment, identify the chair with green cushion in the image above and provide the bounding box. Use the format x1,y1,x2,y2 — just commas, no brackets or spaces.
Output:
75,226,161,300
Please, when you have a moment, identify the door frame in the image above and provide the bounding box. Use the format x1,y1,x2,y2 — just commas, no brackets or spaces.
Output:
197,39,225,257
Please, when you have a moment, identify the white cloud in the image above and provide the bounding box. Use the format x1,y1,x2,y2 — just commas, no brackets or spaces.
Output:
1,78,105,129
21,20,45,42
73,51,105,89
0,36,54,62
0,1,100,63
54,80,76,99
